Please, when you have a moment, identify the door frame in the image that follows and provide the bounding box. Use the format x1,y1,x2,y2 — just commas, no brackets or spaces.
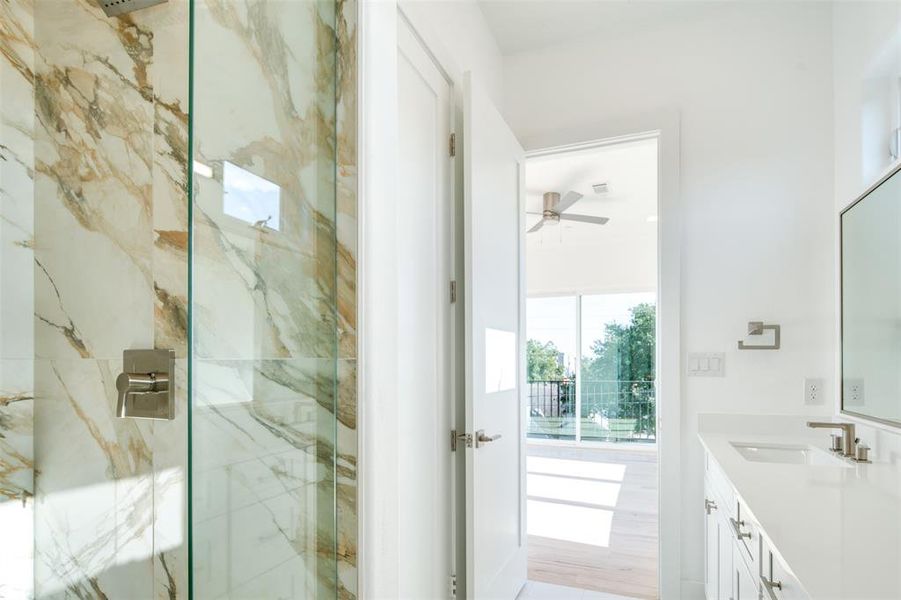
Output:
520,112,682,599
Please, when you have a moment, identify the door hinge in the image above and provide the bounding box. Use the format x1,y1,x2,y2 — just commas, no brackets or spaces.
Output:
449,280,457,303
451,430,471,451
450,574,457,598
449,133,456,157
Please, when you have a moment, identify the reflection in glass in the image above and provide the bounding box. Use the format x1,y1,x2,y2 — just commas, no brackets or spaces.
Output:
223,161,281,231
485,328,516,393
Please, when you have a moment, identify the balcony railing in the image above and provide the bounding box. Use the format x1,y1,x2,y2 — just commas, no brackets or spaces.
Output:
527,379,656,443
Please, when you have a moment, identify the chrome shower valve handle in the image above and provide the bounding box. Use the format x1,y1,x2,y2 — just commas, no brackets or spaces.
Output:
115,349,175,420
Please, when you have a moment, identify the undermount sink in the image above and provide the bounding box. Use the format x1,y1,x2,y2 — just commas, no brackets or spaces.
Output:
730,442,853,468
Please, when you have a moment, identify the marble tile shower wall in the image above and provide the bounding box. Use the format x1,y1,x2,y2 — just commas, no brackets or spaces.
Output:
0,0,357,596
1,0,36,597
29,0,190,597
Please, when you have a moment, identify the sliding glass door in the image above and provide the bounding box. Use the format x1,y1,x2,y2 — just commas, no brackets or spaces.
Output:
527,293,656,444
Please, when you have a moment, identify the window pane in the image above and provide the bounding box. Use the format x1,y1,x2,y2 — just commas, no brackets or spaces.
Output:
579,293,656,442
526,296,577,440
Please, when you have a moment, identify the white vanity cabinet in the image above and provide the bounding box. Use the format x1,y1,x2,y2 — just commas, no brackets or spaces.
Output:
704,450,809,600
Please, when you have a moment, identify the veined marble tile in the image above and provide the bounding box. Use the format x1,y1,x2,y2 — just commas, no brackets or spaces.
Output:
0,360,34,502
33,358,155,599
33,0,157,360
228,554,324,600
1,0,36,596
28,1,190,596
151,358,188,600
192,211,338,361
335,0,358,596
192,357,337,599
336,359,357,599
140,0,190,359
336,0,358,364
0,0,36,360
0,360,35,600
191,0,354,596
192,0,339,364
193,358,335,473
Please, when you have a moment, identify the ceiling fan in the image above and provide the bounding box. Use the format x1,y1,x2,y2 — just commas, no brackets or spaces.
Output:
527,191,610,234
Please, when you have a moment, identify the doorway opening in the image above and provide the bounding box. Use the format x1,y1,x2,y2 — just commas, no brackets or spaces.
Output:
522,136,660,600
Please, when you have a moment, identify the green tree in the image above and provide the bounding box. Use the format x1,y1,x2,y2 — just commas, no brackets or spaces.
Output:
580,303,656,431
527,339,567,381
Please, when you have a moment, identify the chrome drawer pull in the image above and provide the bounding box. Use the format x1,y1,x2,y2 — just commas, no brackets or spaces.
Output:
761,552,783,599
729,517,752,540
761,574,783,599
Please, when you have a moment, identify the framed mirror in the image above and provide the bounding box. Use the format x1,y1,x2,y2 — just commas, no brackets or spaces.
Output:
841,162,901,427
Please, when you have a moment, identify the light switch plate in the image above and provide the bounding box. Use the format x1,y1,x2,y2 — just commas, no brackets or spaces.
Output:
687,352,725,377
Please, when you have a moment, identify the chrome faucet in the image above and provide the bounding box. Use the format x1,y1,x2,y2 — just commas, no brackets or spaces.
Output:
807,421,857,457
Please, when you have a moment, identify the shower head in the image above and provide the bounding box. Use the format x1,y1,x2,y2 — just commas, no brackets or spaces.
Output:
97,0,167,17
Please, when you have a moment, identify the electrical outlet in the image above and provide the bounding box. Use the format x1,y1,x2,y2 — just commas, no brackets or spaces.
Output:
804,378,825,405
844,378,865,406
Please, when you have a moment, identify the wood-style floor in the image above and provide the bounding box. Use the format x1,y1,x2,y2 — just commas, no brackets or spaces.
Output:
526,443,658,600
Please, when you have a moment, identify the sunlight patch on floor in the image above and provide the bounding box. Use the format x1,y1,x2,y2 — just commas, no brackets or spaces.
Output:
527,456,626,481
527,499,614,547
528,473,622,507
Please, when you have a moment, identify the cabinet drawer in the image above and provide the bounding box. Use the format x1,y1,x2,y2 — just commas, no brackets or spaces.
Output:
760,541,809,600
734,543,758,600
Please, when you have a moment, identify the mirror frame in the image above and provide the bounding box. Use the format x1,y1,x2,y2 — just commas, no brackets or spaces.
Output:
839,160,901,429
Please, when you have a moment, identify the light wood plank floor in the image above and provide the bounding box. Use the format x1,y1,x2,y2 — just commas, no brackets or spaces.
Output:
527,444,658,600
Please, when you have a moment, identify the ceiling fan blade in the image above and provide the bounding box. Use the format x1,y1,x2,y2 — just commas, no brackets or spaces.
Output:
526,211,544,215
560,213,609,225
556,190,584,213
527,219,546,233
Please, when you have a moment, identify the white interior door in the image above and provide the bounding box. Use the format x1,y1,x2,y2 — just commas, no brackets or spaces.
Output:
396,15,454,599
463,72,527,600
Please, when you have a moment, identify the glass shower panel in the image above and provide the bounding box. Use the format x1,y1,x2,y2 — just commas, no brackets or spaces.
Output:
190,1,339,597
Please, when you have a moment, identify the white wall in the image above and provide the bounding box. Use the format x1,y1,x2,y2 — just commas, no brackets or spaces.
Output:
833,1,901,208
503,3,835,592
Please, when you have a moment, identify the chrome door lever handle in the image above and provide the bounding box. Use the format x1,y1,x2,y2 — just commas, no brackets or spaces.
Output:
475,430,502,448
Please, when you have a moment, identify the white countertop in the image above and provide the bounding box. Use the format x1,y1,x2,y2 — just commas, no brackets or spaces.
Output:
699,429,901,600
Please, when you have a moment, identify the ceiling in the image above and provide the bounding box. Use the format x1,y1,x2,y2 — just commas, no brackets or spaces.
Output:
478,1,725,55
525,137,658,295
